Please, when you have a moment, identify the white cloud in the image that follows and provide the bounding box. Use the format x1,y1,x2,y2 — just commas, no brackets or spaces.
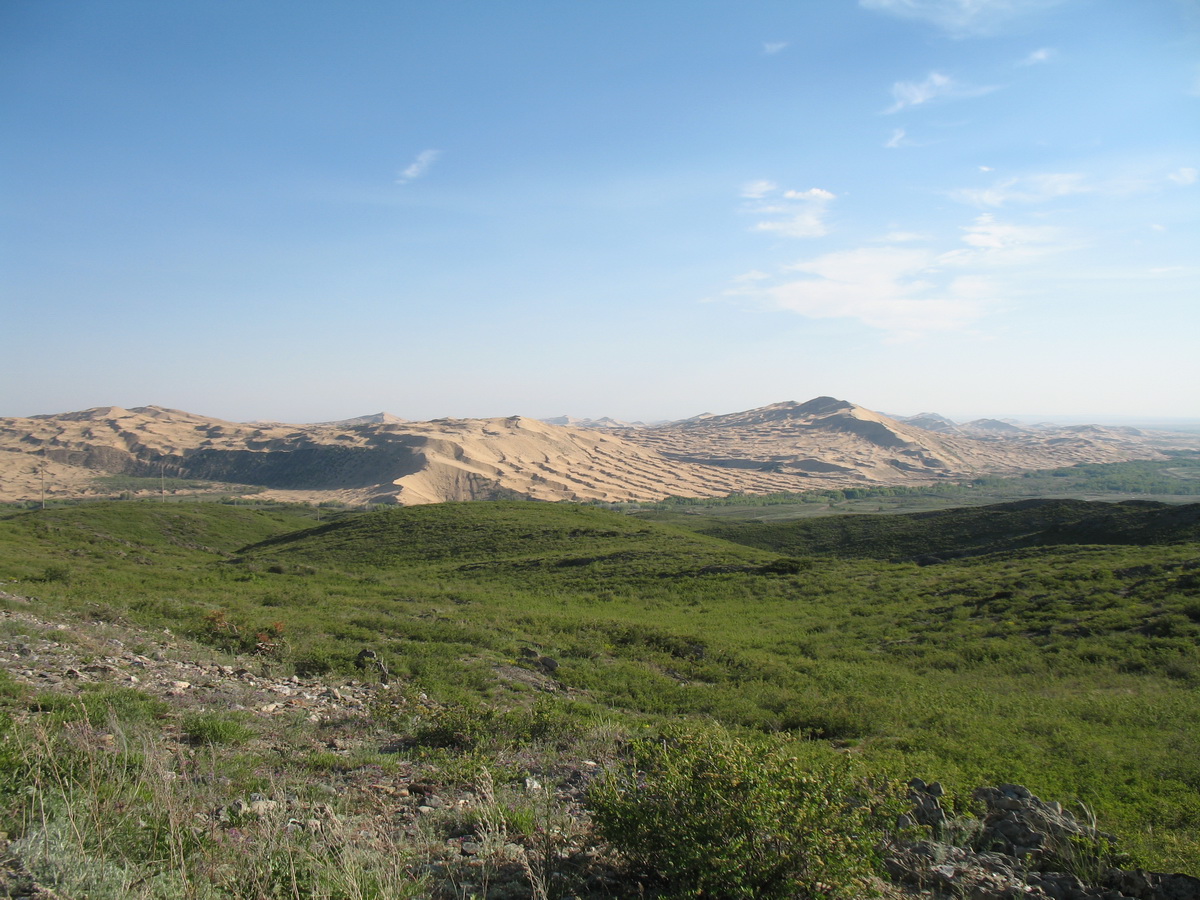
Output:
941,214,1063,264
885,128,908,149
783,188,835,201
731,212,1071,338
978,165,993,172
740,180,778,199
396,149,441,184
860,0,1067,38
1167,167,1198,186
762,41,788,55
1017,47,1054,66
763,246,988,338
952,172,1090,207
885,71,996,113
742,184,836,239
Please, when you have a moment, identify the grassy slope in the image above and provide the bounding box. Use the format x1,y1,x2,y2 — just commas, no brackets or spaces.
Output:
629,454,1200,525
690,498,1200,560
1,500,1198,869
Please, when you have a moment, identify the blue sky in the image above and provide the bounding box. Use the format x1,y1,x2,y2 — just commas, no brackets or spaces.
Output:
3,0,1197,424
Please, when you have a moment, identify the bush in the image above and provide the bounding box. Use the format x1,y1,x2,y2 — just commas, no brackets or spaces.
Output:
588,725,896,900
39,564,72,584
182,711,255,746
404,695,586,751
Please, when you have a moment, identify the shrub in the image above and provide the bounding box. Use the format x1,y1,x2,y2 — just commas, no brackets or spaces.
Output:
39,563,72,584
588,725,896,900
182,711,255,746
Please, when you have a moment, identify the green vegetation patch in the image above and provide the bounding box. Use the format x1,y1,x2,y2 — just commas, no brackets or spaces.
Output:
1,499,1198,870
696,498,1200,560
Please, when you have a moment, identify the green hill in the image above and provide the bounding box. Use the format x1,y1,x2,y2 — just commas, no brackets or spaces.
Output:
239,500,773,575
694,498,1200,560
0,498,1197,871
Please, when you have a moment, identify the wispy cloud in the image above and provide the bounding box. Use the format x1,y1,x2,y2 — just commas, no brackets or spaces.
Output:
742,183,836,239
396,149,441,185
951,172,1090,207
1167,167,1198,186
885,71,996,113
761,246,989,338
1017,47,1054,66
729,212,1069,338
941,214,1064,265
762,41,789,55
885,128,908,149
860,0,1067,38
740,180,778,199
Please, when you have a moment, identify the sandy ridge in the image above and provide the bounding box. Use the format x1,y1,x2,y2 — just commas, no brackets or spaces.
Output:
1,398,1197,505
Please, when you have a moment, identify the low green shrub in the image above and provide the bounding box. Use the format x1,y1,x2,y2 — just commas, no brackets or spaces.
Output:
181,711,255,746
588,725,897,900
32,685,167,728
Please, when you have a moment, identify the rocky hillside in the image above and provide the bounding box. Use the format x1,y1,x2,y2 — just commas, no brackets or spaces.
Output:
2,600,1196,900
1,398,1196,505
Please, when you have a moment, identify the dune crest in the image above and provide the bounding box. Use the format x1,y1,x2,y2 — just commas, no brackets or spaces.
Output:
1,398,1196,505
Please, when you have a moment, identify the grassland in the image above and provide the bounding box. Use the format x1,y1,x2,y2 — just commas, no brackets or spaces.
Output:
0,493,1198,895
628,452,1200,524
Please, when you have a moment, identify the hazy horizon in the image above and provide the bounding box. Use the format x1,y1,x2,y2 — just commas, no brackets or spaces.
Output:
3,1,1197,424
4,397,1200,434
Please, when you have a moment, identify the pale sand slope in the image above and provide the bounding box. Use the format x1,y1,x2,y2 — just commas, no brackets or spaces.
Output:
1,398,1197,505
621,397,1200,483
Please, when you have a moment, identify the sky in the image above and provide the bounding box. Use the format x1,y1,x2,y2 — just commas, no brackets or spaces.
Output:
2,0,1198,425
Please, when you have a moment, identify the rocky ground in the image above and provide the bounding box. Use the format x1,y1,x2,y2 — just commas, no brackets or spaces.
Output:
0,591,1196,899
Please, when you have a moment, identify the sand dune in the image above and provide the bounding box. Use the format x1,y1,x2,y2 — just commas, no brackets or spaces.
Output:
1,398,1196,505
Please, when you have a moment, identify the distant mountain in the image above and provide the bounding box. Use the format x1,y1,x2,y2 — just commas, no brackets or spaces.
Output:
962,418,1027,435
893,412,962,434
2,398,1196,506
318,412,409,427
539,415,644,429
